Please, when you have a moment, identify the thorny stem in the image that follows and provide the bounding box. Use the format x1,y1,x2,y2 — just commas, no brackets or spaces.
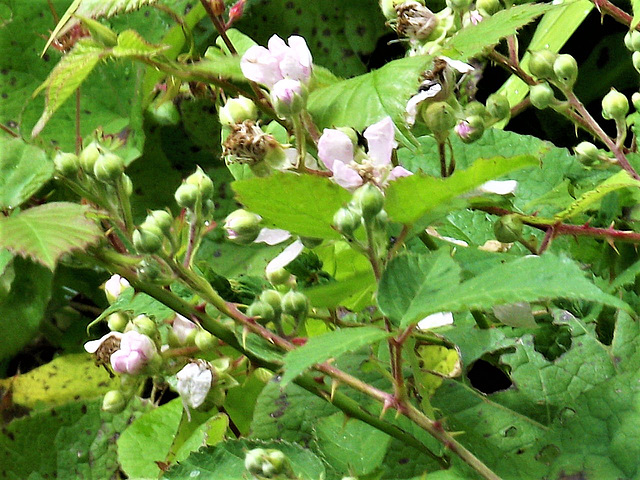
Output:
364,220,382,281
182,199,203,268
387,224,411,261
115,175,134,236
199,0,237,55
302,110,320,143
590,0,640,31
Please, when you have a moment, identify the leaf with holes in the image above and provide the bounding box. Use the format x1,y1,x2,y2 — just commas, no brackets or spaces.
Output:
0,202,102,270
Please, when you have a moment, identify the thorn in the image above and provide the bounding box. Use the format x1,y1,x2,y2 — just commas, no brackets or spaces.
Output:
379,397,392,420
242,327,249,349
330,379,339,401
607,236,619,254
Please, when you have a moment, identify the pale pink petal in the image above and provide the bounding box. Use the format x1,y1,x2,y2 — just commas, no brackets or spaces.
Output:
332,161,363,190
266,239,305,274
271,78,303,105
287,35,313,78
240,45,282,88
255,228,292,245
267,34,289,62
388,165,413,181
317,129,354,170
417,311,454,330
364,116,397,167
173,314,197,344
405,88,440,125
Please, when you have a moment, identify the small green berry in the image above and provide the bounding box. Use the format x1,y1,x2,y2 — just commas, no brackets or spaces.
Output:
333,207,362,236
53,151,79,176
553,54,578,88
602,88,629,121
493,215,523,243
102,390,126,413
93,152,124,183
352,183,384,220
528,50,557,80
529,82,555,110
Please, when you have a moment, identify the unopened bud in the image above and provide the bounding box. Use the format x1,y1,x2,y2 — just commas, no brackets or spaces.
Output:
447,0,472,10
352,183,384,220
107,312,129,332
266,267,293,286
633,51,640,74
553,54,578,89
625,30,640,52
247,300,276,324
94,152,124,183
333,207,362,236
219,96,258,125
133,226,163,254
228,0,245,23
79,142,101,172
146,210,172,235
147,101,180,126
528,50,557,80
493,214,523,243
271,79,307,117
54,151,79,176
602,88,629,121
122,174,133,196
195,330,216,351
486,94,510,121
574,141,600,164
102,390,126,413
132,314,157,338
476,0,501,16
210,0,225,16
224,209,262,244
633,92,640,111
174,183,199,209
529,82,555,110
260,289,283,317
185,166,214,199
105,274,130,304
454,115,485,143
423,101,456,132
281,290,308,319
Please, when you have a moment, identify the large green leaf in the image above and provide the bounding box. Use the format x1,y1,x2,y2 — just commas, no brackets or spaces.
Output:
378,251,461,327
0,137,53,209
232,172,352,239
380,253,630,327
0,257,53,362
444,3,555,61
0,202,102,270
164,439,326,480
280,326,391,386
385,154,539,224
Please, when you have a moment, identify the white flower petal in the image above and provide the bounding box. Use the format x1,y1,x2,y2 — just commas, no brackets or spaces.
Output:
477,180,518,195
441,56,474,74
84,332,122,353
266,239,305,274
176,362,213,409
364,116,397,167
405,88,440,125
255,228,292,245
317,128,354,170
417,311,454,330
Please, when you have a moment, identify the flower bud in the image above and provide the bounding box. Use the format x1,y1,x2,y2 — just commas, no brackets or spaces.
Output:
195,330,216,351
423,101,456,133
174,183,199,209
633,51,640,75
176,361,214,409
146,210,172,235
454,115,485,143
476,0,501,16
219,96,258,126
229,0,245,23
137,258,167,284
281,290,309,319
352,183,384,220
94,152,124,183
602,88,629,121
493,214,523,243
633,92,640,111
626,30,640,51
53,151,79,176
133,226,163,254
79,142,101,172
185,166,214,199
464,101,489,118
105,274,130,304
110,331,157,375
247,300,276,324
574,141,600,165
224,209,262,244
102,390,126,413
271,79,307,117
333,206,362,236
266,266,293,286
245,449,268,476
132,314,157,338
486,94,510,121
170,314,198,347
447,0,472,10
147,101,181,126
529,82,555,110
260,289,283,317
122,174,133,196
107,312,129,332
553,54,578,89
528,50,557,80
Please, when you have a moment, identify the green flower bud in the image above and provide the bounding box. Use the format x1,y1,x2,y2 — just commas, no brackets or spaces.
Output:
79,142,101,172
147,100,181,126
219,96,258,125
146,210,172,235
122,174,133,196
132,314,157,338
281,290,309,319
107,312,129,332
625,30,635,51
247,300,276,324
529,82,555,110
195,330,216,351
53,151,79,176
133,227,163,254
423,101,456,133
264,450,287,475
102,390,126,414
253,367,274,383
93,152,124,183
224,209,262,244
633,92,640,111
271,79,308,118
486,94,510,121
446,0,472,10
633,51,640,75
493,214,523,243
553,54,578,89
574,141,600,164
528,50,557,80
333,207,362,236
174,183,199,209
602,88,629,121
245,449,268,475
266,267,293,286
455,115,485,143
185,166,214,199
464,101,489,119
300,236,323,248
137,258,166,284
626,30,640,51
476,0,501,15
352,183,384,220
260,289,283,317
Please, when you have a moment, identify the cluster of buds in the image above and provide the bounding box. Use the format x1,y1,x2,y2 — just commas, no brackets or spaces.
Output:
246,288,309,332
527,50,579,110
132,209,174,255
244,448,290,479
624,30,640,73
318,116,411,190
334,183,387,235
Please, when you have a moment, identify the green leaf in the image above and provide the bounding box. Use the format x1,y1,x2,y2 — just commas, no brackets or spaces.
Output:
232,172,352,239
111,29,168,57
445,3,555,61
308,55,433,145
0,202,102,270
0,257,53,362
303,269,375,308
378,251,462,327
634,0,640,29
280,326,391,386
117,399,210,479
90,286,174,327
164,439,326,480
0,353,119,409
385,254,630,327
314,412,392,476
32,38,105,137
0,137,53,209
385,154,539,224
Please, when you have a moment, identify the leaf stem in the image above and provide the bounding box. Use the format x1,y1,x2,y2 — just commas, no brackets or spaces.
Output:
115,174,134,236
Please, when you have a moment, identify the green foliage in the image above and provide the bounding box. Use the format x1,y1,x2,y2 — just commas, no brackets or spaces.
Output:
0,202,101,269
0,138,53,209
